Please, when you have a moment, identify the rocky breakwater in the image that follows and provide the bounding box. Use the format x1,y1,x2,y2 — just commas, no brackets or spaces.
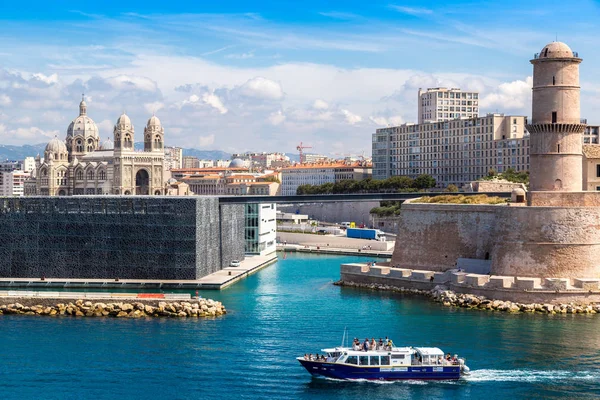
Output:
338,281,600,315
0,299,226,318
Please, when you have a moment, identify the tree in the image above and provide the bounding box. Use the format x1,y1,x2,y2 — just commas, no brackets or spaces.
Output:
487,168,497,177
445,184,459,192
414,174,436,189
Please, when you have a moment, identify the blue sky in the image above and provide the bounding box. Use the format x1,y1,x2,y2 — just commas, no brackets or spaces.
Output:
1,0,599,154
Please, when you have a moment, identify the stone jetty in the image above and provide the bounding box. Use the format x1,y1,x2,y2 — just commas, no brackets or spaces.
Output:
0,298,226,318
337,281,600,315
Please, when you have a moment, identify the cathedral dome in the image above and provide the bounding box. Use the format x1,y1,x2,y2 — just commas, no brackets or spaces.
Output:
100,137,114,150
116,113,132,127
229,158,245,168
539,41,574,59
147,115,161,127
45,136,68,154
66,98,99,139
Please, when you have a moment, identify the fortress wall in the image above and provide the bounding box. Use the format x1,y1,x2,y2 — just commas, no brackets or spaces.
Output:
389,202,498,271
492,206,600,278
528,191,600,206
388,200,600,280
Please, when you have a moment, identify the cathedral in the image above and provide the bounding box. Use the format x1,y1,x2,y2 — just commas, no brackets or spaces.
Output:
25,98,165,196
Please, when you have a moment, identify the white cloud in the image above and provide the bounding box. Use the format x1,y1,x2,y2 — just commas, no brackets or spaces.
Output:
480,77,533,113
0,94,11,105
225,52,255,59
144,101,165,114
105,75,158,93
389,5,433,15
268,110,286,125
236,77,283,100
31,73,59,85
198,134,215,147
313,99,329,110
341,109,362,124
202,92,228,114
369,115,404,126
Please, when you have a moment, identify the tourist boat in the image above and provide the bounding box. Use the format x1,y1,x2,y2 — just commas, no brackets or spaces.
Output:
297,337,470,381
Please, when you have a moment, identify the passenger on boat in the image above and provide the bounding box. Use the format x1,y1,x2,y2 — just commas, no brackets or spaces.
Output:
452,354,458,364
352,338,360,351
370,338,377,350
386,339,394,350
304,354,308,360
378,338,384,350
363,338,370,351
308,353,313,360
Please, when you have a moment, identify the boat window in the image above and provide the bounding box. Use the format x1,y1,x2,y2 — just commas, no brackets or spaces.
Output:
370,356,380,366
346,356,358,365
359,356,369,366
391,354,405,359
381,356,390,365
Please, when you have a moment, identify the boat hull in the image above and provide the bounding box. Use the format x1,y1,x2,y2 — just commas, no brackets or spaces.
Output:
298,359,461,380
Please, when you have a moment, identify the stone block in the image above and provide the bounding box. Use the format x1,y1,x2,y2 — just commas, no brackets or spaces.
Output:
360,265,371,273
388,268,412,279
411,270,435,281
379,267,390,276
451,272,468,284
544,278,570,291
515,277,542,290
487,276,515,289
433,271,451,283
573,279,600,291
465,274,490,287
341,264,364,274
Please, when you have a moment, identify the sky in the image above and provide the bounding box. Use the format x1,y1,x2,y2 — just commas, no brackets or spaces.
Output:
1,0,600,156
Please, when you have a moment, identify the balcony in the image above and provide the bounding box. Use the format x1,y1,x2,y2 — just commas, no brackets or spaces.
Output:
533,51,579,59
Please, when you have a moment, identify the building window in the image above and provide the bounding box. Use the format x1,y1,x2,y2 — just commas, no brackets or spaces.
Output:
77,170,83,180
596,165,600,178
552,111,557,124
87,170,94,180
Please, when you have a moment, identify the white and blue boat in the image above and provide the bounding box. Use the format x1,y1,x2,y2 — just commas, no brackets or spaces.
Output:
297,337,470,381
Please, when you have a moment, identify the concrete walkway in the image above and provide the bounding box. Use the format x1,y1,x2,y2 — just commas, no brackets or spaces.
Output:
0,254,279,291
278,244,393,258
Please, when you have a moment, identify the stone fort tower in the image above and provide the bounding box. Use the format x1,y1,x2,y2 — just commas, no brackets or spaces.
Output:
527,42,586,193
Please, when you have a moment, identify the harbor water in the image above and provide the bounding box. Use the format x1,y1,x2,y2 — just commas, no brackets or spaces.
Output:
1,252,600,399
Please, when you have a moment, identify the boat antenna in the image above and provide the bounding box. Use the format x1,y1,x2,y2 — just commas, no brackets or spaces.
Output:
341,327,346,348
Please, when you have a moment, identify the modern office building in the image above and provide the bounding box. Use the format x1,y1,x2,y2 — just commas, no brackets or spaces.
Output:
372,114,529,187
418,88,480,124
0,196,245,279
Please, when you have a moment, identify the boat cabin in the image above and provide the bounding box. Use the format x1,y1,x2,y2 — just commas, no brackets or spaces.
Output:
320,346,447,367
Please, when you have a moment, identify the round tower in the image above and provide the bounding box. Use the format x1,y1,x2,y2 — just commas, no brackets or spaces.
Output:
527,41,585,192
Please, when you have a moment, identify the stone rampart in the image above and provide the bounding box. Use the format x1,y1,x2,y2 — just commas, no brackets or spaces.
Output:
390,202,497,271
340,263,600,304
390,199,600,280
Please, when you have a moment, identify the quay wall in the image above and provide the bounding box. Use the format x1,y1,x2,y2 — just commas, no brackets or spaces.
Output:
0,197,245,280
276,231,394,251
390,200,600,279
340,264,600,304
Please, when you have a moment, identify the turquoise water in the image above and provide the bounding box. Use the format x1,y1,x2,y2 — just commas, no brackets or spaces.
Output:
1,252,600,399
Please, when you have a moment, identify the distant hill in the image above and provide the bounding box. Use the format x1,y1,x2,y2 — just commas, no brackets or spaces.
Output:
0,144,47,161
0,142,233,162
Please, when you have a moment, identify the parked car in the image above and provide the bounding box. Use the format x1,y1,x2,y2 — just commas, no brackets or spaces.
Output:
230,260,240,267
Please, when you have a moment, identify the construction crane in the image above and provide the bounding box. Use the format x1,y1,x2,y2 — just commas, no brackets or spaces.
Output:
296,142,312,164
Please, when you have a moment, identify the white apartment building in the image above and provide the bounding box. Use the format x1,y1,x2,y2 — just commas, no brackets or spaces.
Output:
22,157,36,173
0,170,30,196
231,152,290,168
373,114,529,187
301,153,330,164
281,162,372,196
244,203,277,256
418,88,479,124
164,147,183,170
583,123,600,144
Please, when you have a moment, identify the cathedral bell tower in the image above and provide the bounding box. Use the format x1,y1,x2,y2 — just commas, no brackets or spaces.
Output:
526,42,585,192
